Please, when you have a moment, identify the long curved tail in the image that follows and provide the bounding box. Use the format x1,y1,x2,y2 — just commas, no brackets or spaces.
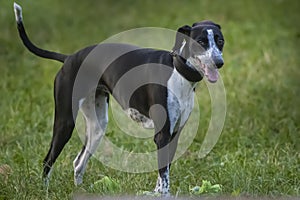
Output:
13,3,67,63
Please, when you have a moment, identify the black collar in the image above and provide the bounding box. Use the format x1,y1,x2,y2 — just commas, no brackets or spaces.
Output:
172,54,203,82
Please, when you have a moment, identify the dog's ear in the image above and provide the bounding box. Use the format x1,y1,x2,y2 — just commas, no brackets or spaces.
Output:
192,20,221,29
178,25,192,36
173,25,192,55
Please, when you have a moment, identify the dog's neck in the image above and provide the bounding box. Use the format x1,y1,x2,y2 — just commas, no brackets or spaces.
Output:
172,53,203,83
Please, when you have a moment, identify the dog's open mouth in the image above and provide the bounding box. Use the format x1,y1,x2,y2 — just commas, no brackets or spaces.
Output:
196,56,219,83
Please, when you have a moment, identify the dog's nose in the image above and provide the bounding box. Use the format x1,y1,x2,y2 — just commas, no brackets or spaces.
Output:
212,52,224,69
215,60,224,68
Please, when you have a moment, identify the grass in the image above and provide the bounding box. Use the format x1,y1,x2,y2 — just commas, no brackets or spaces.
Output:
0,0,299,199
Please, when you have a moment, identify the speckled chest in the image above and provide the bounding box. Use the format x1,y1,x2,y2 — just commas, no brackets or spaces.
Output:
167,68,196,134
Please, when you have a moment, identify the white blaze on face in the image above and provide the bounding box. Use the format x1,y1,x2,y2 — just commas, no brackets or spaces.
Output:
207,29,215,52
207,29,223,60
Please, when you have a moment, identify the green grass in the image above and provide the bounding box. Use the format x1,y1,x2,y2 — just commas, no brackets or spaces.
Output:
0,0,299,199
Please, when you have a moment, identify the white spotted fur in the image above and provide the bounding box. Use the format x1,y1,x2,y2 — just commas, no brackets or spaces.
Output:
125,108,154,129
167,68,196,135
154,166,170,196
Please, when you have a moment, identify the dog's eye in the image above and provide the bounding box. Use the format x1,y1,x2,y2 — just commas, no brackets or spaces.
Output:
217,39,224,46
198,39,207,46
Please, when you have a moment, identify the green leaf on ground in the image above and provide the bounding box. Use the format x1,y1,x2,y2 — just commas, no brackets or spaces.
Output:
190,180,222,195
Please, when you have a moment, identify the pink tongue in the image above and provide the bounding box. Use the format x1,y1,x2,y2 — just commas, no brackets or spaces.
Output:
206,66,219,83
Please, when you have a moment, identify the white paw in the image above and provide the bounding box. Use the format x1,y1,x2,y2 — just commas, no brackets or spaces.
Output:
74,173,83,186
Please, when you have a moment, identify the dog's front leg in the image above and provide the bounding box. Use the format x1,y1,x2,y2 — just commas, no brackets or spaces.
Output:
153,130,180,196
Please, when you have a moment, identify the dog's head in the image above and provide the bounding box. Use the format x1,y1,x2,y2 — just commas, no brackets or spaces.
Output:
173,21,225,83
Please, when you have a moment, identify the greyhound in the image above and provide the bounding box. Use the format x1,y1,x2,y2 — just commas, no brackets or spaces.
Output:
13,2,224,196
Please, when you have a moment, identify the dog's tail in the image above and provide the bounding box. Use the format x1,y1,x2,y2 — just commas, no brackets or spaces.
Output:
13,3,67,63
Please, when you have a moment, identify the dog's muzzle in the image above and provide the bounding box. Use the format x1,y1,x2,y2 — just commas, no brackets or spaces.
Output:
195,48,223,83
212,51,224,69
212,45,224,69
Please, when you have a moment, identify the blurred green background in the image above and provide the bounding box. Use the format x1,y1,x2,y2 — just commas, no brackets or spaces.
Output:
0,0,299,199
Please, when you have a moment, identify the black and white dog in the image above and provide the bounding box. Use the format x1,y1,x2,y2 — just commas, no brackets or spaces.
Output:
14,3,224,196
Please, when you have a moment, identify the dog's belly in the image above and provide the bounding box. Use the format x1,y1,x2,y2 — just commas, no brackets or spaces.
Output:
125,107,154,129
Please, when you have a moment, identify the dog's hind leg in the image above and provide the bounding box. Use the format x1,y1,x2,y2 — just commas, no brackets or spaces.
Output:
43,72,78,187
73,90,109,185
43,115,75,187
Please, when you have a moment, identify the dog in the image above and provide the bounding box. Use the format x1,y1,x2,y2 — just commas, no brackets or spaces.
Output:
13,3,224,196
